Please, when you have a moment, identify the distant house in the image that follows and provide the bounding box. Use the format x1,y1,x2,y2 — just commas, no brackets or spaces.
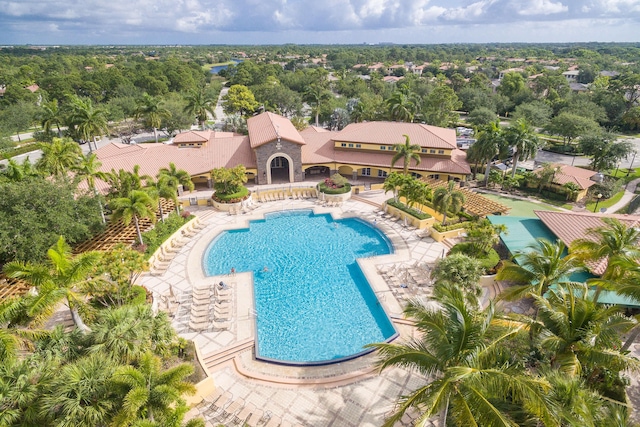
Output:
562,70,580,83
533,163,599,201
498,68,525,80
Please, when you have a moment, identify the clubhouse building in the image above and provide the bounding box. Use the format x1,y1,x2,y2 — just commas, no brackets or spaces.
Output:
94,112,470,190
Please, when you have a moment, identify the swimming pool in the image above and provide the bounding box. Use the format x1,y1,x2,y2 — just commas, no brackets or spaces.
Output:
202,210,397,365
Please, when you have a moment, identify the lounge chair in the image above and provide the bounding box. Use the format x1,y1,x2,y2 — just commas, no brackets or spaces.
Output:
203,387,225,404
245,408,265,427
233,402,255,424
221,397,244,420
212,320,231,330
188,318,209,331
208,391,233,417
263,415,282,427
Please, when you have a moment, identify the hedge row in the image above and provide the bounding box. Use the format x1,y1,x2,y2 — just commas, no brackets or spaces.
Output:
387,199,432,220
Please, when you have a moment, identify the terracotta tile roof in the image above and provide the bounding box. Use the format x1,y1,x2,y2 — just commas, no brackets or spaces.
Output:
537,164,598,190
173,130,213,143
535,210,640,275
332,149,470,175
247,112,305,148
300,129,340,164
94,136,253,191
336,121,457,150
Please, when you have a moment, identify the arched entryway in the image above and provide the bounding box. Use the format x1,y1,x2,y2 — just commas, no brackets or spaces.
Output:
266,153,294,184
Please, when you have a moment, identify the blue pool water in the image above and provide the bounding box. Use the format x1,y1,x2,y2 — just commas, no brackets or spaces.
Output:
203,210,397,364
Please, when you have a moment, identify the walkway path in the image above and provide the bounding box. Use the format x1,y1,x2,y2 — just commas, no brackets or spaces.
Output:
604,177,640,214
214,86,229,129
140,195,445,427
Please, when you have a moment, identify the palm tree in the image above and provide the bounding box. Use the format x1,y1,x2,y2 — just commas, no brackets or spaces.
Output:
1,157,40,182
470,120,505,186
89,305,175,364
75,153,107,223
432,181,465,226
103,165,151,200
304,84,330,127
183,87,216,130
391,134,421,175
3,236,102,333
366,295,554,427
398,178,431,211
111,351,195,425
497,239,585,307
386,90,419,122
110,190,157,246
571,218,640,286
135,93,171,143
40,354,118,426
67,96,109,153
0,357,55,426
0,297,46,364
36,137,82,178
504,118,539,177
39,98,64,137
146,176,176,223
382,172,410,203
533,288,640,379
157,162,194,213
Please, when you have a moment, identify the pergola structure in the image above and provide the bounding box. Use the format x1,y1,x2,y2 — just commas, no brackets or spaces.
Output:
421,178,510,217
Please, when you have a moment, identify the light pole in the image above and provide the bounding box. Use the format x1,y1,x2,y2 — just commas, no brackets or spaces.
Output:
593,193,603,213
627,151,637,177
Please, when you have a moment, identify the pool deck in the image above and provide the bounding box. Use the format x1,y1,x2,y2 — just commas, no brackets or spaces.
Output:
139,193,449,427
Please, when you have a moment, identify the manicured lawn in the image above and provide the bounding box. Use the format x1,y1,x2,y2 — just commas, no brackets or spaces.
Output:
585,190,625,213
480,193,562,217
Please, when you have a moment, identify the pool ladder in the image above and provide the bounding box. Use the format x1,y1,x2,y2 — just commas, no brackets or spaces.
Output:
247,308,258,318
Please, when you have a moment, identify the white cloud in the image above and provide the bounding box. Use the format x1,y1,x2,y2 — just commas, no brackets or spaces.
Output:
518,0,568,15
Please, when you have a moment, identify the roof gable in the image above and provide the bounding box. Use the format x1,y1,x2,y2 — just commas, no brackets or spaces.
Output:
247,112,305,148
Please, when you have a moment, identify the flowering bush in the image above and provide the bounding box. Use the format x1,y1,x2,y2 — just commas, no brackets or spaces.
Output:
180,210,191,219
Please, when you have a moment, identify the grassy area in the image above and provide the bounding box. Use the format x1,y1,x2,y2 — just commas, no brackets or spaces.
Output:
585,190,625,213
607,167,640,183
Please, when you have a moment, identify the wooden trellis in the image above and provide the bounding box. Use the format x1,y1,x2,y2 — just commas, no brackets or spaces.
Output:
420,178,510,217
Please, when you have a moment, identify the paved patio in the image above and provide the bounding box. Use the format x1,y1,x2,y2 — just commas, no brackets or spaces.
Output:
138,193,447,427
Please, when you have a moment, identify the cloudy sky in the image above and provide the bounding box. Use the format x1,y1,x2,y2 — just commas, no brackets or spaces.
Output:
1,0,639,45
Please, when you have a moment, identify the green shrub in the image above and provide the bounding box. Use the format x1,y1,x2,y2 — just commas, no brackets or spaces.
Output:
318,182,351,194
129,285,148,305
387,199,432,220
450,243,500,274
142,213,190,256
432,220,473,232
212,186,249,203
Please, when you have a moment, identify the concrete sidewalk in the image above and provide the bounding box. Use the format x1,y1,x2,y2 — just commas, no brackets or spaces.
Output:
601,177,640,214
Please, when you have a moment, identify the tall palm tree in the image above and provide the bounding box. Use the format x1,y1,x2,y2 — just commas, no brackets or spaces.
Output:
504,118,539,177
75,153,106,223
391,134,421,175
432,181,465,226
135,93,171,143
469,120,505,186
304,84,330,127
39,98,64,137
183,87,216,130
67,96,109,153
366,295,554,427
36,137,82,178
386,90,419,122
110,190,157,246
145,176,176,223
3,236,102,333
497,239,585,308
111,351,195,425
157,162,194,213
